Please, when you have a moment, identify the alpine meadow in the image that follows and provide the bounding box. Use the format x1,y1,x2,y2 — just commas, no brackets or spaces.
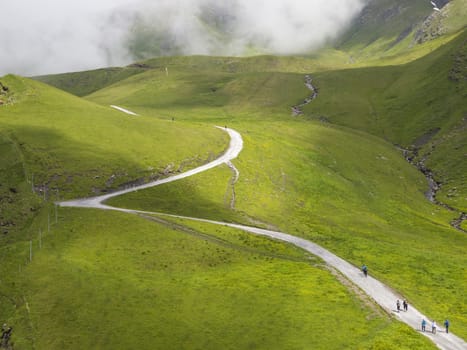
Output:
0,0,466,349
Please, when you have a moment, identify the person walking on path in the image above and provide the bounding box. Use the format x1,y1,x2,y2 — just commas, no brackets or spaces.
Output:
444,319,450,333
396,299,401,312
432,320,437,334
362,264,368,277
403,299,408,312
421,319,427,332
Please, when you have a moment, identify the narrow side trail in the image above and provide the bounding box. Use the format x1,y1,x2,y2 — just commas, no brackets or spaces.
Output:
58,120,466,350
110,105,139,116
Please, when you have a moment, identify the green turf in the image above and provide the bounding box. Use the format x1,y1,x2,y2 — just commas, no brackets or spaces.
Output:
33,66,148,97
1,13,466,349
306,29,467,211
0,75,228,199
7,208,435,350
90,32,466,213
95,38,466,339
109,119,467,339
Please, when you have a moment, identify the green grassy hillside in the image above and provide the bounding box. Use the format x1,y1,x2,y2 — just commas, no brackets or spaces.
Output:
34,66,148,97
86,31,466,213
337,0,433,53
109,120,467,339
0,79,438,349
336,0,467,63
0,75,227,201
5,207,434,350
1,69,442,349
308,29,467,211
82,46,466,339
32,55,351,101
89,42,467,338
1,10,466,349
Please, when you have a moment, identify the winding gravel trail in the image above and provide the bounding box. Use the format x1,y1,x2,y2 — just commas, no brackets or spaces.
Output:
59,126,242,209
58,125,466,350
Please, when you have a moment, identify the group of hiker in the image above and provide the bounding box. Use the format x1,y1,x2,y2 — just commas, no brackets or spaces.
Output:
421,319,450,334
361,265,451,336
396,299,409,312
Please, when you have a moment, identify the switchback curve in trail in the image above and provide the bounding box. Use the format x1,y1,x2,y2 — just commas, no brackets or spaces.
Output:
58,124,466,350
59,126,242,209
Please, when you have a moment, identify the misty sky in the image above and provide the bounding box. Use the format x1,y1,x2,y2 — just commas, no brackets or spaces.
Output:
0,0,367,76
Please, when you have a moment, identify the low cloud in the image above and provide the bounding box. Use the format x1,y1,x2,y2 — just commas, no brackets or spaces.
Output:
0,0,366,76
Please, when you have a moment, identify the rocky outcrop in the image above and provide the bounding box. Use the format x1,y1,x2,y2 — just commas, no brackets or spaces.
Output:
413,12,447,44
0,81,8,105
0,81,14,106
412,0,452,45
0,82,8,93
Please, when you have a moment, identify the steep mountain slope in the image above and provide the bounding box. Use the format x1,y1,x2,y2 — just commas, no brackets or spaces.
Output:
308,28,467,212
338,0,434,51
337,0,466,62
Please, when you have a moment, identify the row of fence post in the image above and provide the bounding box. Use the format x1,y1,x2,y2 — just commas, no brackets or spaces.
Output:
25,205,59,267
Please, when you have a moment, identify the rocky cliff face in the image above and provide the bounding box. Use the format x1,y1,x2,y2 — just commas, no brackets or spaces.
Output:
412,0,451,44
337,0,458,51
0,81,9,105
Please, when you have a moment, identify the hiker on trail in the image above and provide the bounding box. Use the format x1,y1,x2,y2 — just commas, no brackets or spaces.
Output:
361,264,368,277
444,319,450,333
421,319,427,332
396,300,401,312
432,320,437,334
403,299,408,311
